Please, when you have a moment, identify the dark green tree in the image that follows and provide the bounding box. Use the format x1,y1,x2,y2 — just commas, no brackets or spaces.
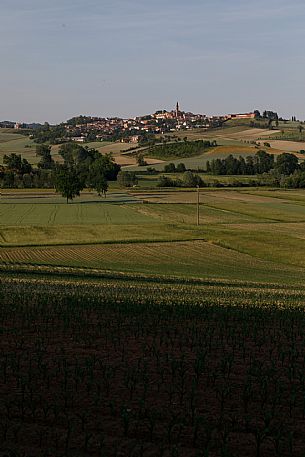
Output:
157,175,175,187
211,158,225,175
88,158,110,197
254,150,274,174
275,153,299,176
36,144,54,169
3,153,32,174
54,165,83,203
176,163,186,172
182,171,204,187
164,163,176,173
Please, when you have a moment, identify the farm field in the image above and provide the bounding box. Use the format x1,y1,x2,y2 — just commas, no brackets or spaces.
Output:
2,189,305,284
3,188,305,456
1,239,303,283
173,126,279,143
2,274,305,456
0,201,151,226
267,140,305,155
0,132,37,164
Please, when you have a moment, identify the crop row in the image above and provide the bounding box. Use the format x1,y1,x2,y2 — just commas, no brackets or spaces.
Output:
2,276,305,456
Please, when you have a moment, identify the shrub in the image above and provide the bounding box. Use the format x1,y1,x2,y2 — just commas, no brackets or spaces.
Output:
163,163,176,173
176,163,186,172
117,171,138,187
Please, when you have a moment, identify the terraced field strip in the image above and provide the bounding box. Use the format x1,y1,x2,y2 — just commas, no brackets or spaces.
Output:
131,202,268,225
194,190,305,222
131,190,305,222
1,239,305,284
0,131,24,143
247,189,305,203
0,240,215,265
268,140,305,154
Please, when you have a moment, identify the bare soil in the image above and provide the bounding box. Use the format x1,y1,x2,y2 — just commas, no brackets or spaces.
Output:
1,287,305,456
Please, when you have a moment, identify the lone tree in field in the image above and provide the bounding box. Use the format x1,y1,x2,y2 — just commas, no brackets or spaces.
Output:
54,165,83,203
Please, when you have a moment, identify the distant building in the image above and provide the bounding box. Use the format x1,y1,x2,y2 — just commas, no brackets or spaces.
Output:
71,136,86,143
154,110,173,120
228,112,256,120
14,122,21,129
130,135,140,143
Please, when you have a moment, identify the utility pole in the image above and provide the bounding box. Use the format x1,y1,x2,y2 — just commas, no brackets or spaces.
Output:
196,185,200,226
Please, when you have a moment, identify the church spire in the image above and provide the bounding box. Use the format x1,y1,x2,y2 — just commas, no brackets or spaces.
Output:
176,101,180,118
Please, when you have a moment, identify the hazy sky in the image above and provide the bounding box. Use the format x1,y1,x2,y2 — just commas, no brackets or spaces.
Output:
1,0,305,123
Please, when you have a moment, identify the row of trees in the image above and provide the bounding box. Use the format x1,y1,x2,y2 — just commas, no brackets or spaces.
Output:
163,162,186,173
158,171,205,188
206,151,299,176
0,144,121,201
1,151,53,188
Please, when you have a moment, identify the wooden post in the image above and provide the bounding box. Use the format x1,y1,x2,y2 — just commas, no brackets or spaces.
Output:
197,185,200,226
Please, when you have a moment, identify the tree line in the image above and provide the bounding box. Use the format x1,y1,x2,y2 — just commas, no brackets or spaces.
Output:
0,143,121,202
157,151,305,189
206,151,299,176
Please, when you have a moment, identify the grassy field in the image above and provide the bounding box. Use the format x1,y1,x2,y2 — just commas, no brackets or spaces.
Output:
2,188,305,285
0,132,37,164
1,238,303,284
0,202,152,225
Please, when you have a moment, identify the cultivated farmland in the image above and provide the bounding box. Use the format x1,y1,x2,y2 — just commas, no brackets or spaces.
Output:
2,274,305,456
2,189,305,283
0,202,153,226
3,186,305,456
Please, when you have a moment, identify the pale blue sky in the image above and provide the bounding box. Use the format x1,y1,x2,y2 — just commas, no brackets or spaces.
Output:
1,0,305,123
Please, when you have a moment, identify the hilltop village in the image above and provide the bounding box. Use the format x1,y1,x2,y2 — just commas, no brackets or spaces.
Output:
0,104,266,145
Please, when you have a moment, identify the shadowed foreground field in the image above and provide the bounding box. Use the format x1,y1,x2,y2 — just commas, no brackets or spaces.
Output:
2,187,305,456
2,274,305,456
